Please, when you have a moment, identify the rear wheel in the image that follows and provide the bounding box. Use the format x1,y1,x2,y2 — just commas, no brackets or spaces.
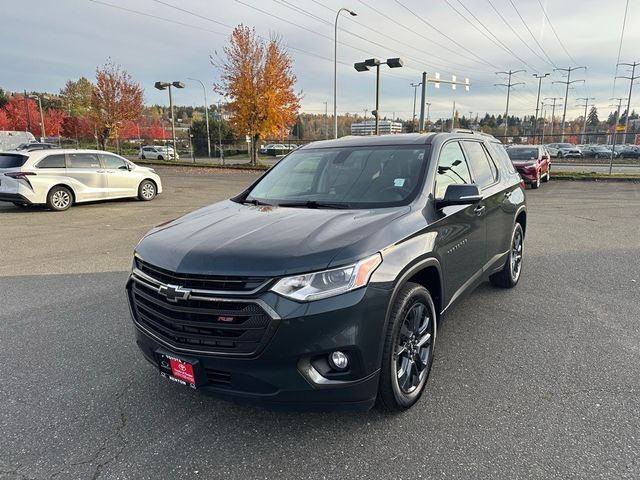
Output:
157,155,164,160
141,154,146,160
490,222,524,288
47,186,72,211
138,180,156,201
378,283,436,412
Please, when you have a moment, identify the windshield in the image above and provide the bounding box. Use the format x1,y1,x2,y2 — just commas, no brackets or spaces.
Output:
507,148,539,160
244,145,429,208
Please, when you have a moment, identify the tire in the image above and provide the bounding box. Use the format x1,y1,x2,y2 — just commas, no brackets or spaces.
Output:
141,155,146,160
490,222,524,289
46,186,73,211
558,151,564,158
157,155,164,160
542,166,550,182
138,180,156,201
531,171,540,189
377,282,436,412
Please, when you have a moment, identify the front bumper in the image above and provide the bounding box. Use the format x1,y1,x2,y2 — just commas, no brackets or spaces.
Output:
127,277,391,411
515,167,538,182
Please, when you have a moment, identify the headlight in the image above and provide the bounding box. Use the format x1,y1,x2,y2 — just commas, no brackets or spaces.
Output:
271,253,382,301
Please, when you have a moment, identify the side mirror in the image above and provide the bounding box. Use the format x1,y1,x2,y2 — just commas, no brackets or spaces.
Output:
436,184,482,209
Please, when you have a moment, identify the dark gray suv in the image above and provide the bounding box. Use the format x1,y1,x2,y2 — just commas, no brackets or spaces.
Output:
127,131,526,411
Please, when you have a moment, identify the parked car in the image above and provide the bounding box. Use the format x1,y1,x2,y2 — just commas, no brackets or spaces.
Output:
138,145,178,160
127,131,527,411
617,145,640,159
546,143,581,158
0,149,162,211
0,131,37,152
15,142,59,152
506,145,551,188
259,144,289,156
581,145,615,159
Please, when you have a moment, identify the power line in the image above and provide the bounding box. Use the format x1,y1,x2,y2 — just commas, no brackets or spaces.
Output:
389,0,500,69
612,0,631,97
485,0,551,70
444,0,533,71
269,0,487,76
535,0,577,65
507,0,557,69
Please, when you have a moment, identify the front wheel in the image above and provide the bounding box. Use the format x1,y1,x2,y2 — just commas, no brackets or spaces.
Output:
138,180,156,201
542,166,550,182
377,283,436,412
531,171,541,189
490,222,524,288
140,154,146,160
157,155,164,160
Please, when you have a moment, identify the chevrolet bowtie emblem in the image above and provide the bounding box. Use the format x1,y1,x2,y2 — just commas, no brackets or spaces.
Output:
158,284,191,302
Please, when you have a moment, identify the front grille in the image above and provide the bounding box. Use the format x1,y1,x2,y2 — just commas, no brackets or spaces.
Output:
129,280,276,355
135,258,269,293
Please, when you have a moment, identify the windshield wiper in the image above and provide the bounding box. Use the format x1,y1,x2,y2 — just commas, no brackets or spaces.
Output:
277,200,352,209
241,198,274,206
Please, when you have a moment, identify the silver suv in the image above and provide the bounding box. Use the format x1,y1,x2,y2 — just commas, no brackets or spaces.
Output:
0,149,163,211
138,145,178,160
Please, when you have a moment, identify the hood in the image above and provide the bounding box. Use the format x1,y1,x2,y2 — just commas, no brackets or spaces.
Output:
136,200,409,277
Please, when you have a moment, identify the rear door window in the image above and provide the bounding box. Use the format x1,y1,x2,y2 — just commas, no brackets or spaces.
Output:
0,153,28,168
67,153,101,168
462,141,498,188
37,154,66,169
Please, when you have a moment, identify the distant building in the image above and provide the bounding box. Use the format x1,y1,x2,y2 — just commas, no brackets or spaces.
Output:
350,120,403,136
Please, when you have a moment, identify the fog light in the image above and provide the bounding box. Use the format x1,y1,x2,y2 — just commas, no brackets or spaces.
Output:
328,351,349,371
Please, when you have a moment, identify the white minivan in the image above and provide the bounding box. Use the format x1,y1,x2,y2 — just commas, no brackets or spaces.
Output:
0,149,163,211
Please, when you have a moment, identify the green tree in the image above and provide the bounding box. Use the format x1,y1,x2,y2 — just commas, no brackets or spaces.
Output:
0,88,8,109
60,77,94,116
587,106,599,127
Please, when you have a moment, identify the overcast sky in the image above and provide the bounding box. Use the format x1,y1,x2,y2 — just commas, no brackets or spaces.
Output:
2,0,638,121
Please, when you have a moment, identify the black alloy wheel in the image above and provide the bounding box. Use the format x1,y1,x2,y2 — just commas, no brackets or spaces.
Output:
378,283,436,411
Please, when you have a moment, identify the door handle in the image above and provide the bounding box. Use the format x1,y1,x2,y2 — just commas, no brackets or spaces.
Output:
473,205,486,216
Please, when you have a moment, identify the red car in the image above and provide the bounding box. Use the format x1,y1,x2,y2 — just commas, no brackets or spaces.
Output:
506,146,551,189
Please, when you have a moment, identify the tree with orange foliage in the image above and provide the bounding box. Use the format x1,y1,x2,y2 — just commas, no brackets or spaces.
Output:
214,25,301,165
91,59,143,149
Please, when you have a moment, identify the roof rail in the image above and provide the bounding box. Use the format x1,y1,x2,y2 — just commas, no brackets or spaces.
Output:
450,128,497,140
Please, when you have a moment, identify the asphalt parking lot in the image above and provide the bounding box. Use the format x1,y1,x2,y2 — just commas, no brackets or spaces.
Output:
1,168,639,479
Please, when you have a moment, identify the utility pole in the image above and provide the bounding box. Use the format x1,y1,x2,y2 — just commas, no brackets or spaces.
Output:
544,97,563,139
495,70,526,138
576,97,595,144
615,61,640,144
609,97,625,174
451,101,456,131
426,103,431,123
532,73,550,144
553,66,586,141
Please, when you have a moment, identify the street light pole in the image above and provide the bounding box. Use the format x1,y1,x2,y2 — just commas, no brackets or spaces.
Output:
411,82,421,129
544,97,563,139
30,95,46,140
187,78,211,158
354,57,404,135
532,73,550,144
217,100,224,165
155,81,185,160
334,7,357,139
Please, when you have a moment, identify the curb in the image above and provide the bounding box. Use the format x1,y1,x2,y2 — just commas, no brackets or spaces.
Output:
135,159,271,171
552,172,640,182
